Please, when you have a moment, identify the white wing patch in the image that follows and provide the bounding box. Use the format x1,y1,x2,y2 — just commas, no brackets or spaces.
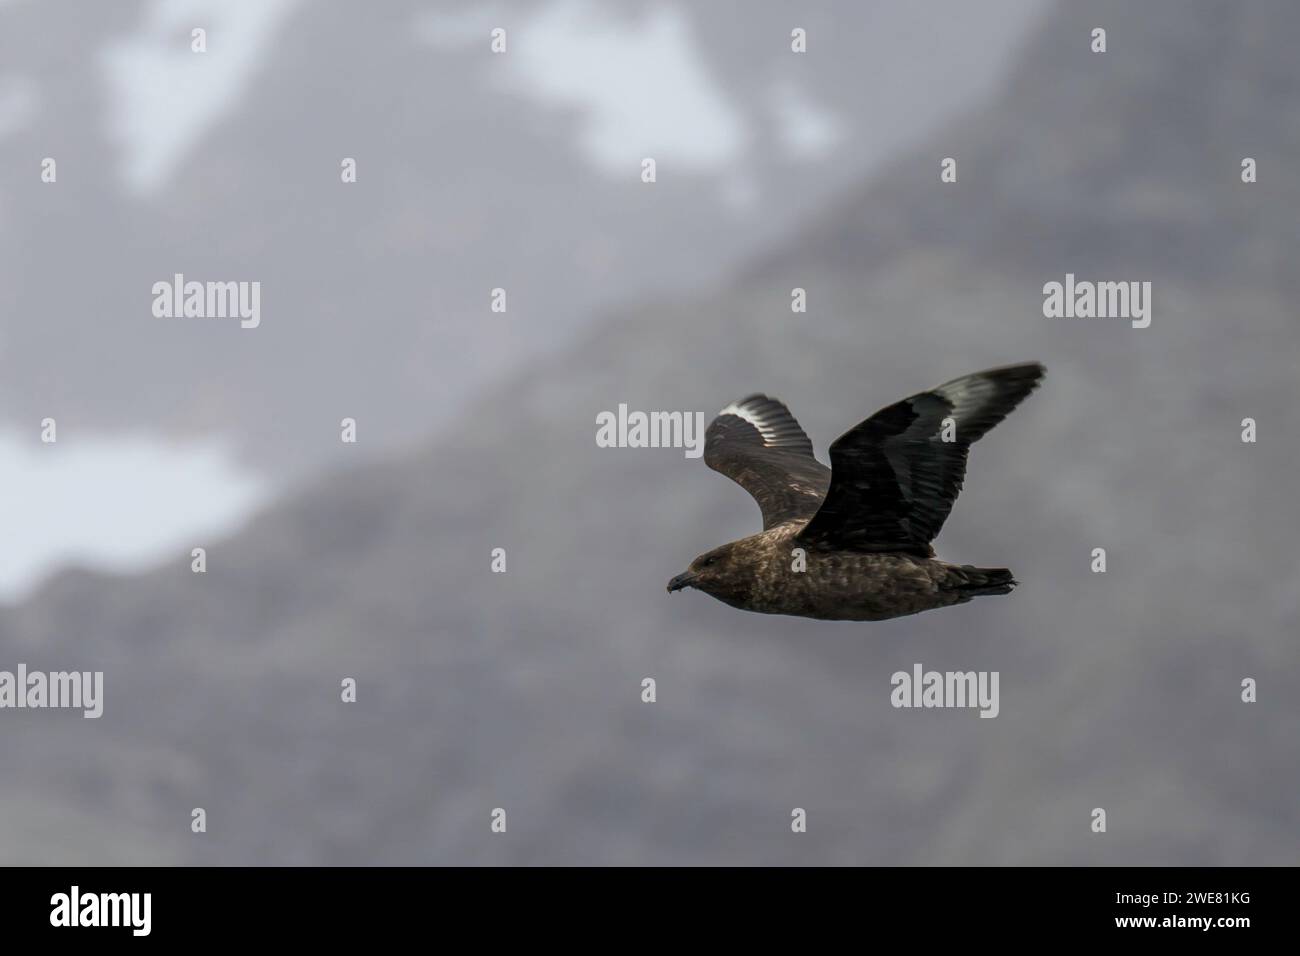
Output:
935,375,994,421
719,401,783,445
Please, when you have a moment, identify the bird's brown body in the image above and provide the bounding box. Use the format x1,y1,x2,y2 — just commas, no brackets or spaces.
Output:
668,364,1042,622
676,522,1013,621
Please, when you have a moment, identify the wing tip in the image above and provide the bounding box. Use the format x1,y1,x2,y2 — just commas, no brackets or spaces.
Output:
719,393,782,416
979,361,1046,384
711,394,817,459
938,361,1046,411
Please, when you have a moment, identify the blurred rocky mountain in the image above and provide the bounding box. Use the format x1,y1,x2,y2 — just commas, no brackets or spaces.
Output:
0,0,1039,475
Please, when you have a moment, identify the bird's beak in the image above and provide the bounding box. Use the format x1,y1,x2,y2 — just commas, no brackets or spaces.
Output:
667,571,697,593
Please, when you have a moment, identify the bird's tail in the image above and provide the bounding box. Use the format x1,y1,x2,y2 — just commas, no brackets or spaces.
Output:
944,565,1017,599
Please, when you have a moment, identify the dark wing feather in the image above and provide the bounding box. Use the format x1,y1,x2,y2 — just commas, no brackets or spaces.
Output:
796,363,1045,554
703,395,830,530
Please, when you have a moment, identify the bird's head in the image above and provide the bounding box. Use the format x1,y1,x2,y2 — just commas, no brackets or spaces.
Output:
667,542,746,601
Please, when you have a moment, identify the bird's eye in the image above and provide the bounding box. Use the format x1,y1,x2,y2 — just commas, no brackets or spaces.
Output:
702,555,718,566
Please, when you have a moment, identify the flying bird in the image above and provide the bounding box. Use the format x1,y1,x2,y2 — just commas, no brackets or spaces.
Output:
667,363,1045,621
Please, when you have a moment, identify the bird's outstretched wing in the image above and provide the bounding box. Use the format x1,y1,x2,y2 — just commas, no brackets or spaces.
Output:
703,394,830,530
796,363,1045,554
